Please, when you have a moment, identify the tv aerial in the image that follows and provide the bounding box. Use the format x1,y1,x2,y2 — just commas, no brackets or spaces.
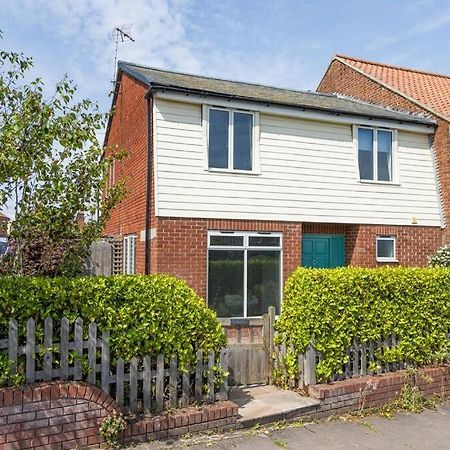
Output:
111,25,135,96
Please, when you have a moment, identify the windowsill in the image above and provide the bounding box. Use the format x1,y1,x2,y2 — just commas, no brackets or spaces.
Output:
376,259,399,263
206,168,261,176
358,179,401,186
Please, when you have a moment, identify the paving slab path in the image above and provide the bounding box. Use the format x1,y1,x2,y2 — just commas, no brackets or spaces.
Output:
132,401,450,450
229,384,320,427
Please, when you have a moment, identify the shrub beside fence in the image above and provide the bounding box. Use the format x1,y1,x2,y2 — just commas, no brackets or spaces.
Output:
275,267,450,384
0,274,226,371
0,317,229,414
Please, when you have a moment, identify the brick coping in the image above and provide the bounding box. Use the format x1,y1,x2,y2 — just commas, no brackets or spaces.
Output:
0,380,120,412
308,364,450,401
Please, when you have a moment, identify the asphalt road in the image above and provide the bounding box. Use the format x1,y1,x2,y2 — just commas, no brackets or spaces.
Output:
134,401,450,450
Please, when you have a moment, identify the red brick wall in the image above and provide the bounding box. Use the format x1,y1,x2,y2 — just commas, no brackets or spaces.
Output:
103,73,149,273
152,218,302,298
307,365,450,418
0,381,238,449
318,59,448,242
0,381,118,449
152,217,441,299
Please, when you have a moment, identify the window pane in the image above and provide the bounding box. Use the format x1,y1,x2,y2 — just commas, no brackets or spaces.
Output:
358,128,373,180
377,238,395,259
209,109,229,169
233,112,253,170
247,251,280,317
248,236,280,247
208,250,244,317
210,235,244,247
377,130,392,182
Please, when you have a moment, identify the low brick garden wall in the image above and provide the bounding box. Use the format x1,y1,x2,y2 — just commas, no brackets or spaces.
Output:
2,365,450,448
306,364,450,419
0,381,238,449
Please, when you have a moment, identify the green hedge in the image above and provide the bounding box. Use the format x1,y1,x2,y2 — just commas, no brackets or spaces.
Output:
0,274,226,370
276,267,450,382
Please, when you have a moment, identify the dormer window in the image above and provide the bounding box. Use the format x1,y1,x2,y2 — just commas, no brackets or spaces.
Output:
207,107,257,172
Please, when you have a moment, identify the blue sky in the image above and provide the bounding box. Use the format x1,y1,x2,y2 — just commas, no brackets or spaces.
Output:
3,0,450,111
2,0,450,218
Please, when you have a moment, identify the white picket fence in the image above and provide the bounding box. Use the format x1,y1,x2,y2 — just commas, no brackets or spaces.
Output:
0,317,228,414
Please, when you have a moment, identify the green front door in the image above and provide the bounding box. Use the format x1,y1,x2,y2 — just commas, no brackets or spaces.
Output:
302,235,345,268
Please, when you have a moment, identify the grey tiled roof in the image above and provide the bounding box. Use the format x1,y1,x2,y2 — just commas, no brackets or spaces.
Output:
118,61,435,126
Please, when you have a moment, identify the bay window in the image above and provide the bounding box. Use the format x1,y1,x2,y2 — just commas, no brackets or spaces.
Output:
207,231,282,317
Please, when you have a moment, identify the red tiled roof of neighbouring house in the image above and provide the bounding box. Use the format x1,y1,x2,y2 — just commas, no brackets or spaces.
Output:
333,54,450,120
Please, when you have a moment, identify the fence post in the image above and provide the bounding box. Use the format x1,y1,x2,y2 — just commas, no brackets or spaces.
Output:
60,318,69,380
87,322,97,385
43,318,53,381
143,356,152,413
130,357,138,413
182,365,190,407
74,318,83,380
156,354,164,413
360,342,367,376
101,330,110,394
116,358,125,409
207,351,215,404
263,306,276,384
298,352,305,388
26,318,35,383
219,347,228,400
170,355,178,409
303,342,316,386
195,350,203,404
8,320,18,378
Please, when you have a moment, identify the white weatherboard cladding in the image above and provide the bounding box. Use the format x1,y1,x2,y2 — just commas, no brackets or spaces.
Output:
154,99,441,227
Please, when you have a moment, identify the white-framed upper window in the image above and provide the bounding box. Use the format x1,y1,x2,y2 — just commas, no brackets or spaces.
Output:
207,231,282,318
357,127,395,182
376,235,397,262
206,107,258,172
123,234,136,274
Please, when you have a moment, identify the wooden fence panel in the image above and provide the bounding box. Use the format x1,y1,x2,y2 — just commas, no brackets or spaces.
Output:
0,317,229,415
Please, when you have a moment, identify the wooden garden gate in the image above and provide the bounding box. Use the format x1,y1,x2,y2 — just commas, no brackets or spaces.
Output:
227,307,276,385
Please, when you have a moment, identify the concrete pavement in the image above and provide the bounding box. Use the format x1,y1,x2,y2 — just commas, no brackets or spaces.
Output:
132,401,450,450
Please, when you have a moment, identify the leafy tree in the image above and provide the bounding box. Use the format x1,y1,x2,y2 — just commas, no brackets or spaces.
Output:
0,33,126,276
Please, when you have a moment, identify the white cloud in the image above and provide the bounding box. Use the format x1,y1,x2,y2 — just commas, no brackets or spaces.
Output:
3,0,314,106
5,0,200,100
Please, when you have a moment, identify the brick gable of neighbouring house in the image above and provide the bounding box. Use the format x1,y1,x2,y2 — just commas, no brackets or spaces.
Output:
318,56,449,242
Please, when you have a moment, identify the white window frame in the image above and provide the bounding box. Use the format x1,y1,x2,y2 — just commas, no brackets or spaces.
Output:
203,105,261,174
354,125,399,184
123,234,136,274
376,235,397,262
207,230,282,318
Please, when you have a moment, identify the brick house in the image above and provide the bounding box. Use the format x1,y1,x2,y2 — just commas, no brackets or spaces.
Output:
318,55,450,241
104,61,442,322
